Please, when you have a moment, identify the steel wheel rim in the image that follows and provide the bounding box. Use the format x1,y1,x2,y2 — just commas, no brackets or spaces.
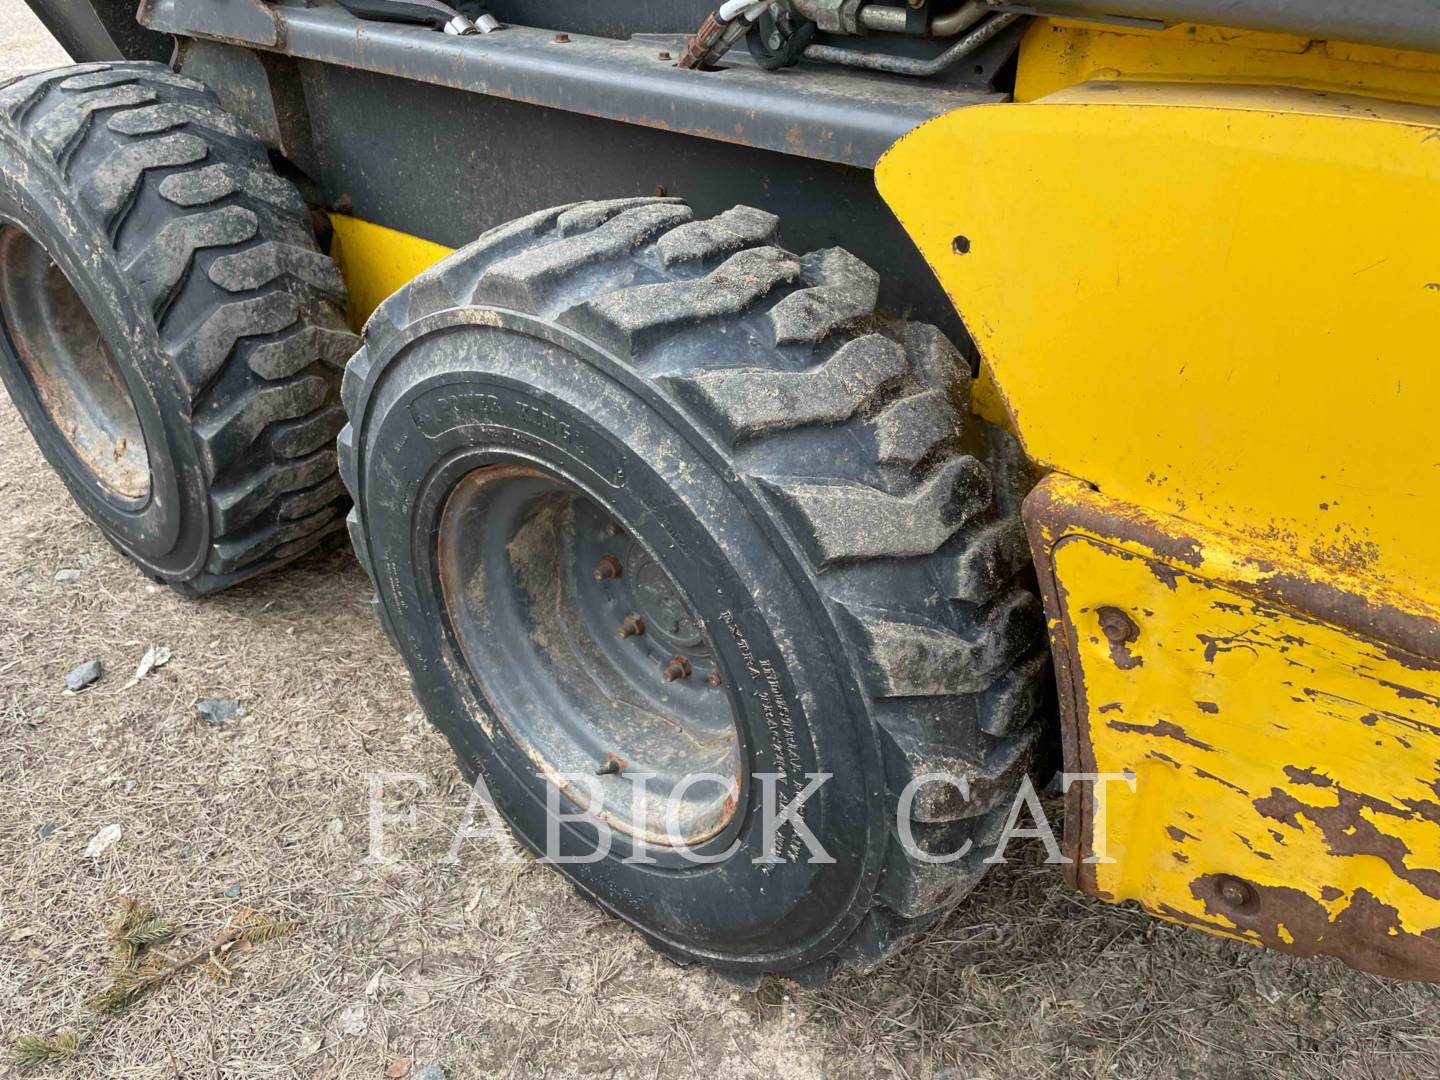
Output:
436,462,742,846
0,223,149,501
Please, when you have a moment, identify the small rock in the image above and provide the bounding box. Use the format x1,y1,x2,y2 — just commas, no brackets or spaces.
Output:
54,568,81,582
65,659,103,692
85,823,122,858
196,699,245,724
225,883,242,898
121,779,137,794
35,823,56,840
413,1066,446,1080
386,1058,413,1079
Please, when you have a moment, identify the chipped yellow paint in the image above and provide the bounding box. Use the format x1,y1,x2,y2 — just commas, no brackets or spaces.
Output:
1028,475,1440,979
328,213,454,330
1014,18,1440,106
877,82,1440,612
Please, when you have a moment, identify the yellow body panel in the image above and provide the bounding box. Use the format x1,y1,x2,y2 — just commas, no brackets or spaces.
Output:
1016,18,1440,105
1028,475,1440,979
329,213,453,329
877,82,1440,614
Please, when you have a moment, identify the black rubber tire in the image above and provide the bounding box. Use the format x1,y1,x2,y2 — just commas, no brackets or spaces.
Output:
0,62,356,594
340,198,1052,985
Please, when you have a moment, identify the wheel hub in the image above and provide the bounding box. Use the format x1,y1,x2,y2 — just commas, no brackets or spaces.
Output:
0,224,149,500
436,463,741,847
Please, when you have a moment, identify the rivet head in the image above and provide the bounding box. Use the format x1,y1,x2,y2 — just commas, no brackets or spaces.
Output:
618,614,646,639
1097,606,1138,644
663,655,692,682
553,32,570,42
1215,875,1257,911
593,555,622,581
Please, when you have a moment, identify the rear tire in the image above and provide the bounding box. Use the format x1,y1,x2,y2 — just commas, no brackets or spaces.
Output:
340,198,1052,985
0,62,356,593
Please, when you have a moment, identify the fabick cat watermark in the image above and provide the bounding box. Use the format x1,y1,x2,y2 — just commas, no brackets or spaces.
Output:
365,770,1137,866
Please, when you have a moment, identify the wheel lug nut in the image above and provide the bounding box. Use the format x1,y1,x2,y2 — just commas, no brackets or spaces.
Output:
593,555,622,581
663,655,692,682
707,669,722,688
618,614,646,639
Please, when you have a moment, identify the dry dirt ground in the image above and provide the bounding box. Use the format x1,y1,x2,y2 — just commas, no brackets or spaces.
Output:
3,7,1440,1079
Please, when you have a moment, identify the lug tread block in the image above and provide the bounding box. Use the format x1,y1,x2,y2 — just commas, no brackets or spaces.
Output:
125,205,259,314
873,389,961,471
175,290,301,396
32,84,156,167
0,64,116,120
60,65,205,95
758,455,991,568
474,202,694,312
899,321,971,405
158,162,307,218
656,204,779,266
666,333,906,442
767,248,879,347
405,268,460,324
208,239,348,301
194,373,329,474
210,448,337,535
877,820,994,916
337,424,357,497
272,404,346,460
81,131,209,227
344,505,372,578
271,514,345,564
277,474,347,521
944,517,1030,604
106,100,257,142
978,647,1052,737
555,196,685,236
339,345,373,421
432,202,581,305
248,323,359,381
882,719,1040,823
360,293,408,366
560,245,800,360
205,504,340,574
839,589,1043,698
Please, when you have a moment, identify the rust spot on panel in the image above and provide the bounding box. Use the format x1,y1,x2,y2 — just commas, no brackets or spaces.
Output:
1192,767,1248,795
1190,876,1440,981
1197,629,1263,664
1254,785,1440,901
1106,717,1214,752
1195,700,1219,713
1166,825,1195,843
1282,764,1330,787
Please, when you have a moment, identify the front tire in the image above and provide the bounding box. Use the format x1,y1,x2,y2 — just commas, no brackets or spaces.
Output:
340,198,1051,984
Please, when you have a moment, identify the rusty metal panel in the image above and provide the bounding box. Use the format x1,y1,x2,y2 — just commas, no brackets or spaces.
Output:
1026,473,1440,981
140,0,1005,169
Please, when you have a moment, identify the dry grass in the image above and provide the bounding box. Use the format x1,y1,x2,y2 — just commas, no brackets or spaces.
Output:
2,391,1438,1080
1,13,1439,1075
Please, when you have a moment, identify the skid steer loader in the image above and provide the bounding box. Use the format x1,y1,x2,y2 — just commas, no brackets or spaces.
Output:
2,0,1436,987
